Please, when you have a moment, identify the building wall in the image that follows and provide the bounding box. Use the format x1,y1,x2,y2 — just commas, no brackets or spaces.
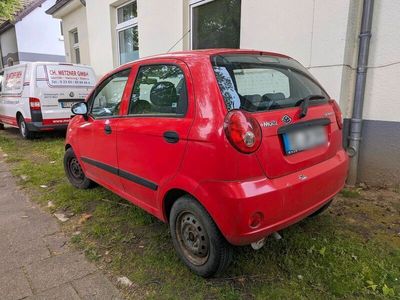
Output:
15,0,65,63
61,5,91,66
53,0,400,185
0,27,19,66
137,0,185,57
85,0,117,78
357,0,400,185
85,0,186,77
240,0,359,114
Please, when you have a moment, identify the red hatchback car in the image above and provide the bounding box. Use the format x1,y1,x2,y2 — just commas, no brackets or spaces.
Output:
64,49,348,277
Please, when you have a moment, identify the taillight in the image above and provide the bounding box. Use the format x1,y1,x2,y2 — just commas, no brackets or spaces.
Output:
329,99,343,129
224,110,262,154
29,97,41,111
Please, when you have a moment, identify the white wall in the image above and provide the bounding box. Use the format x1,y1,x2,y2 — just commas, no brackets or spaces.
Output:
61,4,91,66
85,0,117,78
137,0,184,57
15,0,65,59
362,0,400,122
240,0,358,118
85,0,186,77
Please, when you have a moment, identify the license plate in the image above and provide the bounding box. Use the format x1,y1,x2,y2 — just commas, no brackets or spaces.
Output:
61,102,77,108
282,126,327,155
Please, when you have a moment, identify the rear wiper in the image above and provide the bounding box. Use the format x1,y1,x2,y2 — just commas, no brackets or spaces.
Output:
296,94,326,118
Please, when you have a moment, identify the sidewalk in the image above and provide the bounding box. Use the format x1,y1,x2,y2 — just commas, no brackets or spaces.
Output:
0,155,122,299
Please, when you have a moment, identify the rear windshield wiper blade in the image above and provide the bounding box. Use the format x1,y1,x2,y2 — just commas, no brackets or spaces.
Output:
296,94,326,118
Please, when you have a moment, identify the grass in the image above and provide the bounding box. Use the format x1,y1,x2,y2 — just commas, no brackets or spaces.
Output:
1,128,399,299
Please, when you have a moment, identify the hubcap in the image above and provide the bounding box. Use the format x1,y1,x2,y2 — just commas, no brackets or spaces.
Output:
69,158,84,181
20,120,26,136
176,211,209,266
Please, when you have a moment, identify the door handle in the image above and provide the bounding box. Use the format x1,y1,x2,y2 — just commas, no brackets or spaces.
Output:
163,131,179,143
104,124,112,135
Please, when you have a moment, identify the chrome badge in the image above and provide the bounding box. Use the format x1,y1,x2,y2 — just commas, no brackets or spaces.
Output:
261,120,278,128
282,115,292,124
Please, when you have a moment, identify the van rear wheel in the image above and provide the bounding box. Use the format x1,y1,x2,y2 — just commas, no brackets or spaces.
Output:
0,123,4,130
169,195,233,277
18,115,33,139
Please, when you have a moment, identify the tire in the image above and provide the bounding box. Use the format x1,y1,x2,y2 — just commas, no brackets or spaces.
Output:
308,199,333,218
169,195,233,277
18,115,34,139
0,123,4,130
64,148,94,189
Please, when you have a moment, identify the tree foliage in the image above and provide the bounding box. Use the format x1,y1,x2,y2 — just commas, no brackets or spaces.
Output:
0,0,21,20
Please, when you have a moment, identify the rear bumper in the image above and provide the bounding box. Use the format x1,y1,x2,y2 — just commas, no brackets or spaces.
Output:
197,150,349,246
27,121,68,132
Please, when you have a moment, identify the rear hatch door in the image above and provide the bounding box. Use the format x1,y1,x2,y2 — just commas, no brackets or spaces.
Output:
253,103,340,178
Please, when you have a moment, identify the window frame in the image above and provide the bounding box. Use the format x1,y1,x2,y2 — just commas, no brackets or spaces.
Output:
116,1,138,65
70,29,80,64
189,0,215,50
87,68,132,120
127,63,188,118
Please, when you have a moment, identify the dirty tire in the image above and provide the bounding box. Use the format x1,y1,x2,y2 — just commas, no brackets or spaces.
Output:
308,199,333,218
170,195,233,277
18,115,34,139
0,123,4,130
64,148,94,189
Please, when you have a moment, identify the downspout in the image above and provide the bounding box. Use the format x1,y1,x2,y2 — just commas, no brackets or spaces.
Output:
347,0,374,185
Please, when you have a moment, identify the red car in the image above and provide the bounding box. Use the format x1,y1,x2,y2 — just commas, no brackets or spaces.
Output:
64,49,348,277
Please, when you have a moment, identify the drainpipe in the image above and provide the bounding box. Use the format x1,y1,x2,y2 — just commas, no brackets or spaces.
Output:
347,0,374,186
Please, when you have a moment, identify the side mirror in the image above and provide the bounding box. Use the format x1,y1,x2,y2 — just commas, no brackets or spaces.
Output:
71,102,88,116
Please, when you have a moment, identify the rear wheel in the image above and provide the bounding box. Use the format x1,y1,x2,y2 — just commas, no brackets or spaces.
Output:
308,199,333,218
0,123,4,130
18,115,34,139
64,148,94,189
169,195,233,277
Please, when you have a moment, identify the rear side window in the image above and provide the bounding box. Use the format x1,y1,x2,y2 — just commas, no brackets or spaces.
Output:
36,65,47,88
212,54,328,112
129,64,187,116
2,66,25,94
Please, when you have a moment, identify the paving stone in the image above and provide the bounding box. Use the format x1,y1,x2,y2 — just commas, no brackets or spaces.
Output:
72,272,122,299
27,284,80,300
0,153,122,299
25,251,96,292
0,268,33,300
43,233,70,255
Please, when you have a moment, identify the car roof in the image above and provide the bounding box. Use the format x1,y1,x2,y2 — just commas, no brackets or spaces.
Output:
118,49,292,69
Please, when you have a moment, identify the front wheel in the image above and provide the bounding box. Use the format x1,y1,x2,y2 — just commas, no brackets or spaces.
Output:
18,115,33,139
169,195,233,277
64,148,94,189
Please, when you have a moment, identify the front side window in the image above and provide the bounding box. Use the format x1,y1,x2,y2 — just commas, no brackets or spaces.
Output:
212,54,328,112
191,0,241,49
90,69,131,118
129,64,187,116
117,1,139,64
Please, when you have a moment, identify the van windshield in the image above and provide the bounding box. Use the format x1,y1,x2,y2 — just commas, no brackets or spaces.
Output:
211,54,329,112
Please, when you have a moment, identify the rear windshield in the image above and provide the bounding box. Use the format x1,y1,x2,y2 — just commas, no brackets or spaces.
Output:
211,54,328,112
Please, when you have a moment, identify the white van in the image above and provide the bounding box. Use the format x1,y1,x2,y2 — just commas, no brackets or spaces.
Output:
0,62,96,138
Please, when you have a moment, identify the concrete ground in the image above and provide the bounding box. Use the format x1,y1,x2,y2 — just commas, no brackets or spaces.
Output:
0,156,122,299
